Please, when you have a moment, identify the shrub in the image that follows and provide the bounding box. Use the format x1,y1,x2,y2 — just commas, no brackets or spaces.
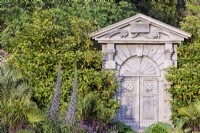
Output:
1,1,136,131
178,100,200,131
173,119,192,133
16,129,35,133
166,1,200,126
145,122,172,133
0,62,42,132
111,121,136,133
0,123,4,133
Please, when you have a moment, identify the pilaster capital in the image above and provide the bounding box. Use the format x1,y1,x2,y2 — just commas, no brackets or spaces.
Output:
106,49,115,53
164,43,173,53
164,43,174,68
107,43,115,49
105,43,116,69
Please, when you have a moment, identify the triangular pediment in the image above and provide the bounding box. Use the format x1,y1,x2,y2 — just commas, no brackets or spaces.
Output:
90,13,191,44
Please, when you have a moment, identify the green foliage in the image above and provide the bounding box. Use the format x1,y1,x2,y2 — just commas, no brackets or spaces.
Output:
0,51,5,63
166,0,200,129
1,1,130,128
77,91,120,124
66,1,137,29
145,122,172,133
0,62,29,95
16,129,35,133
166,42,200,123
178,100,200,128
1,95,40,130
150,0,178,27
0,1,133,113
129,0,178,27
40,112,61,133
2,0,199,132
173,119,192,133
180,0,200,41
0,123,3,133
112,121,136,133
0,62,42,132
39,107,88,133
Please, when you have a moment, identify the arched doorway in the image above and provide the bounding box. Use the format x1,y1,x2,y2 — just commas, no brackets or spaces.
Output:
117,56,161,130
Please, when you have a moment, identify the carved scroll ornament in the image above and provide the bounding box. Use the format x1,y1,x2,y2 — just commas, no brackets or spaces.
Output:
106,29,129,38
142,29,174,39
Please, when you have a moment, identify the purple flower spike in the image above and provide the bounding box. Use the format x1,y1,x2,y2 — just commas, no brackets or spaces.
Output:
66,70,78,125
50,63,62,122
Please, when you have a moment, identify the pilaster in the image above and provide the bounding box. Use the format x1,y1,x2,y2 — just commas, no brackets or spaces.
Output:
102,44,107,69
163,43,174,122
105,43,116,69
157,77,164,121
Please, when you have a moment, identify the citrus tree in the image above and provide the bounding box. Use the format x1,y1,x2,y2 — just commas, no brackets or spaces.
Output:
166,0,200,128
1,1,137,128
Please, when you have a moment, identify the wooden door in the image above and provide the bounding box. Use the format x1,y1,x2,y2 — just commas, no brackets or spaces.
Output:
139,77,159,128
120,77,140,130
119,76,159,130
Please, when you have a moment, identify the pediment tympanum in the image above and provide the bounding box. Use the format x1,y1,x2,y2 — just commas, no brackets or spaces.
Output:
90,13,191,44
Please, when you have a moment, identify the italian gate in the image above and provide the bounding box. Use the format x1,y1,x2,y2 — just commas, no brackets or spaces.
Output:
90,13,191,132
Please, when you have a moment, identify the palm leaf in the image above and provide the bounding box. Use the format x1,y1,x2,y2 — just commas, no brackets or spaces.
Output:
178,100,200,128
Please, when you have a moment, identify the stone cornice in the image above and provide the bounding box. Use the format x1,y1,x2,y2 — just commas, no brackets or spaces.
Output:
90,13,191,42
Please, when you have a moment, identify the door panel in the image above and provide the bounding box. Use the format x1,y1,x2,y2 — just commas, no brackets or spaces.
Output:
120,77,139,129
140,77,159,128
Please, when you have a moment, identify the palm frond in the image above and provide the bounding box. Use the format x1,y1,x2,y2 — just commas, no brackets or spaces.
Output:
0,62,29,97
178,100,200,128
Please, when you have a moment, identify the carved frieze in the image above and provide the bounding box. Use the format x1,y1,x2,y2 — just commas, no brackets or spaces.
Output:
104,23,175,40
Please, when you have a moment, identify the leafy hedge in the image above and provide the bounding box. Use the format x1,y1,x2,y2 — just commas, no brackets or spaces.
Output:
166,0,200,128
0,1,138,129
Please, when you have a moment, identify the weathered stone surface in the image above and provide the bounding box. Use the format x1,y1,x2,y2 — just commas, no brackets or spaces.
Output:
90,13,191,132
105,60,116,69
130,22,150,33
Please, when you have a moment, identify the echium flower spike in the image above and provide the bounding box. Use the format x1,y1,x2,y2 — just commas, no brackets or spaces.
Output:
66,70,78,125
50,63,62,122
